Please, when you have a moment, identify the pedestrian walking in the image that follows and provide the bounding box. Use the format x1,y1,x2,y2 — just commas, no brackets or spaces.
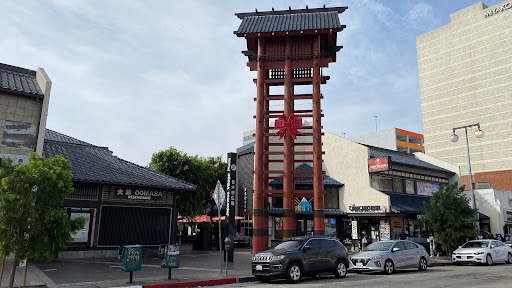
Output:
399,229,408,240
427,234,438,257
361,231,368,250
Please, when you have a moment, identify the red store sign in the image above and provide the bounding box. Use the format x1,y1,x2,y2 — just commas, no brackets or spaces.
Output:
368,157,391,172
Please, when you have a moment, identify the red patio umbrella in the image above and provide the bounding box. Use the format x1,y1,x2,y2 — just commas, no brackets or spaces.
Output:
212,216,244,222
178,215,211,223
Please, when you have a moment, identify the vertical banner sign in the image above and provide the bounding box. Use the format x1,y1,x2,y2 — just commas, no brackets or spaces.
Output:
351,220,358,240
226,152,237,262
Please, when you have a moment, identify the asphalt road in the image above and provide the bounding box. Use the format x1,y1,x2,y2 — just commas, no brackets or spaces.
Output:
225,263,512,288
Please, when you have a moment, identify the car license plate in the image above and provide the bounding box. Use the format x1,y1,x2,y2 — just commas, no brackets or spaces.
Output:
256,265,263,271
356,262,363,267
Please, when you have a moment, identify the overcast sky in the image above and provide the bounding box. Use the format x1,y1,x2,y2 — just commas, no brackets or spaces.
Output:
0,0,504,166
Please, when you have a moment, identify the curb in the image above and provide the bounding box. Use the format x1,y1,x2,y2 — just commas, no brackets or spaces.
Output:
144,277,239,288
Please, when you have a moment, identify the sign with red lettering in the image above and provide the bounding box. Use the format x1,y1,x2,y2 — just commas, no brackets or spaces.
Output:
368,157,391,172
275,113,302,140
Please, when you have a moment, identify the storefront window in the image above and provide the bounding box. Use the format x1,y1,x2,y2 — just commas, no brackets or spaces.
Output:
275,217,283,239
324,218,336,238
382,177,392,192
325,187,339,209
405,180,415,194
371,175,382,190
417,182,440,196
371,175,392,192
393,178,403,193
272,197,283,208
406,218,428,242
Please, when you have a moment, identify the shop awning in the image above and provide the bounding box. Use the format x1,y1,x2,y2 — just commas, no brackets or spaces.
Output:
478,212,489,219
387,193,430,213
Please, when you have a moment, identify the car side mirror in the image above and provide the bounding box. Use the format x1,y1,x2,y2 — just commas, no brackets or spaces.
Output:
490,245,496,249
392,247,400,252
303,245,311,251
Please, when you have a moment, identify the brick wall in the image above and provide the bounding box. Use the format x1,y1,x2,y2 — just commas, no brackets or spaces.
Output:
461,169,512,191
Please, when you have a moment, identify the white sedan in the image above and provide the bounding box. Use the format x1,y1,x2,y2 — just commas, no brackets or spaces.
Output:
452,240,512,265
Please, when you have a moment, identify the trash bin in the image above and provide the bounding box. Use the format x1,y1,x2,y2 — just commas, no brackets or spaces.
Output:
192,234,198,250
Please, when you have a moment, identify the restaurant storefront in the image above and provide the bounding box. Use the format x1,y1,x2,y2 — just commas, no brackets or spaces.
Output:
321,136,458,250
43,129,196,255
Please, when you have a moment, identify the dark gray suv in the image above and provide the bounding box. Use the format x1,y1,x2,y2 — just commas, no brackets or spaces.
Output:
251,236,349,283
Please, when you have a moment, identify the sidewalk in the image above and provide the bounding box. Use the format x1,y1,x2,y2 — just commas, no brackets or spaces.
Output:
12,245,253,288
1,258,55,288
1,246,454,288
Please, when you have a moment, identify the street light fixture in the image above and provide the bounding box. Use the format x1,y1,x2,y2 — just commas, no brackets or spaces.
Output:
450,123,483,237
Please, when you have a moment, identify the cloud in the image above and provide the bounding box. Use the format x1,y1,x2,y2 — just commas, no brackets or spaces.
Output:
1,0,466,166
406,2,434,27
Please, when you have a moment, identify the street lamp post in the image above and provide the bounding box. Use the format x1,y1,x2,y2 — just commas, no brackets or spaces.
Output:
450,123,484,237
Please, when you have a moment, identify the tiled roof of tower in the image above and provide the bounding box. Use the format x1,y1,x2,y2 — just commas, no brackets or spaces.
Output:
269,163,344,186
235,11,343,34
235,6,347,35
43,129,196,190
368,146,455,175
0,63,43,96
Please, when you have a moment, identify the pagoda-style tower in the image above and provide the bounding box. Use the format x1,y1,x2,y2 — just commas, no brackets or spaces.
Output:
235,6,346,253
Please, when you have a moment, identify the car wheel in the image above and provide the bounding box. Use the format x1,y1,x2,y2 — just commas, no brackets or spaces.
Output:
486,254,493,266
286,262,302,284
507,253,512,264
384,260,395,275
418,257,428,271
334,260,347,278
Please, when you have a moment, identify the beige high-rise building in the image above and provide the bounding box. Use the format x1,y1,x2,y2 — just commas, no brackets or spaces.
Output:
417,1,512,191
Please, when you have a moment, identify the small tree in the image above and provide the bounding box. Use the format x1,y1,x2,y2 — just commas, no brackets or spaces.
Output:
423,182,476,255
0,153,85,288
148,147,226,219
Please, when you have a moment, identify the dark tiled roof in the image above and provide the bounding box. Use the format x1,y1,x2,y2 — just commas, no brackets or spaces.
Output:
45,129,93,145
0,63,43,96
269,208,346,215
369,147,455,175
387,193,430,213
235,11,342,34
236,142,255,156
269,163,344,186
43,129,196,191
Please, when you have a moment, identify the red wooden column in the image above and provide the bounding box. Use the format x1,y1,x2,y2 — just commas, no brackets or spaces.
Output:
253,38,266,253
283,37,296,240
312,35,325,235
263,83,270,246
